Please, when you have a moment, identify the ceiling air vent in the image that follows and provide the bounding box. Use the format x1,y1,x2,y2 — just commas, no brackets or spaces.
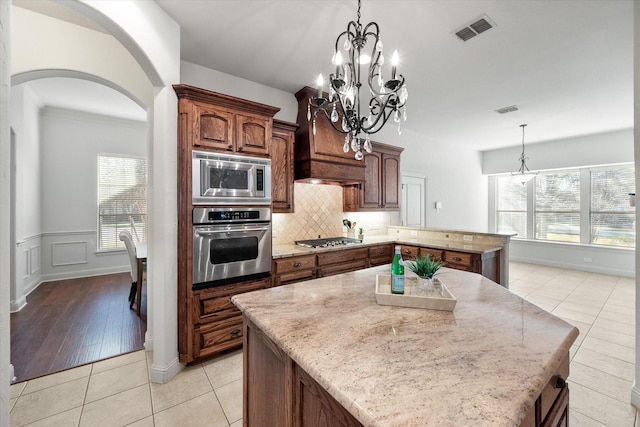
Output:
454,15,495,42
495,105,519,114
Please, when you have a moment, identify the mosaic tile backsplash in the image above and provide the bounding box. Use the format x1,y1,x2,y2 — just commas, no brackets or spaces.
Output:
272,182,397,245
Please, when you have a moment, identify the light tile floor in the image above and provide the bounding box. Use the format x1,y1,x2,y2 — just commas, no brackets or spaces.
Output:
8,262,639,426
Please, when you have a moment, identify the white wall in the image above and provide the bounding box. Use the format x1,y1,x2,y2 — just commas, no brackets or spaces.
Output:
39,107,146,281
376,125,489,232
9,85,42,310
482,128,633,174
180,61,298,123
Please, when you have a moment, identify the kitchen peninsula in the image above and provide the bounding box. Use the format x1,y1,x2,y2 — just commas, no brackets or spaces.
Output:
232,265,578,427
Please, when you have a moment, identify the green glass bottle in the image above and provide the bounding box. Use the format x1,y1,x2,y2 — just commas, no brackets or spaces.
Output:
391,246,404,294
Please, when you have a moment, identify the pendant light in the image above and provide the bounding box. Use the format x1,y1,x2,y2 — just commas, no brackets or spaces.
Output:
511,124,538,184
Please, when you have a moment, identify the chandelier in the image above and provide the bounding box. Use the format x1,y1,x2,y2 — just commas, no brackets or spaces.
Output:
511,124,538,184
307,0,408,160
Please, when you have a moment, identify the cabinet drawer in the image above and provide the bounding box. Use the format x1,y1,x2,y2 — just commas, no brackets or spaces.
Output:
194,318,243,359
443,251,473,267
399,245,420,261
317,259,369,277
317,248,368,266
419,248,443,262
368,244,392,260
540,355,569,424
274,255,316,274
194,278,269,324
276,269,315,286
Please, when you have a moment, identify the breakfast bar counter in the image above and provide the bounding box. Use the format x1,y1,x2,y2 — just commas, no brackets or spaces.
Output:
232,265,578,427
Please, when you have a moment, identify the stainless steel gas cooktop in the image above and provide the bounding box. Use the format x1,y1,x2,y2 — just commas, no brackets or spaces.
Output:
294,237,362,248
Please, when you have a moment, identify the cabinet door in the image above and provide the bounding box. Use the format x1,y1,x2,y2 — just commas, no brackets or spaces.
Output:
271,122,296,213
399,245,420,261
381,153,400,209
419,247,443,262
237,113,271,156
193,103,234,151
361,151,382,209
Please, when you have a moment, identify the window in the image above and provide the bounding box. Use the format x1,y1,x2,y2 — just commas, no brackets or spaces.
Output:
98,155,147,251
535,171,580,243
590,166,635,247
496,176,527,237
494,165,634,248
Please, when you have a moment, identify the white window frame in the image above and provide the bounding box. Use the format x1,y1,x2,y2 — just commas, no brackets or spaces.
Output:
97,154,148,252
490,163,634,248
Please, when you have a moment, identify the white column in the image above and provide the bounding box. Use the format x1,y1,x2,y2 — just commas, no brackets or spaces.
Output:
0,0,12,424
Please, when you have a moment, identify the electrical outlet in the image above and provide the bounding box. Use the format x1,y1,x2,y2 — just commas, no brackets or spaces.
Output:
411,230,418,236
463,235,473,242
584,257,593,263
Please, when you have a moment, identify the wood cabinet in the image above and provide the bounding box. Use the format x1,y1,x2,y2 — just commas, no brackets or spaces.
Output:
271,120,297,213
272,255,316,287
192,277,269,360
294,86,365,183
174,84,280,364
368,244,393,266
174,84,279,157
398,245,421,261
242,316,570,427
420,247,443,262
316,247,369,277
343,142,403,211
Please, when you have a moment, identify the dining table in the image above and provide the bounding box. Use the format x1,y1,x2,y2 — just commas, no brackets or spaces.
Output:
134,241,147,315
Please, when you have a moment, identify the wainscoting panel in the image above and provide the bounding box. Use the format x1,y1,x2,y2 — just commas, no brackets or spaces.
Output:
51,241,88,266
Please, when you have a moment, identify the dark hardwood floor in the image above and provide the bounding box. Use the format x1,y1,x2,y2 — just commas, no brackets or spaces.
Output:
10,272,146,383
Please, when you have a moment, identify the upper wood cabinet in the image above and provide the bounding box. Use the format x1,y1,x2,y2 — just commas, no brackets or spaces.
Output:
270,120,297,213
343,142,403,211
174,84,280,157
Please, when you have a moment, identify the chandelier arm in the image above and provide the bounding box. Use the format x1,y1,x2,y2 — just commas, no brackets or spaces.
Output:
313,104,352,135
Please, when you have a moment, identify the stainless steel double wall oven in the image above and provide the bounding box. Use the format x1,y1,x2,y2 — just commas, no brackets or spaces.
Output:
191,151,272,289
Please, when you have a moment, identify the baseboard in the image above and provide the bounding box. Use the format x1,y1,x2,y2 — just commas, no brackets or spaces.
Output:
10,296,27,313
509,255,635,278
149,356,182,384
40,266,129,283
144,331,153,351
631,383,640,409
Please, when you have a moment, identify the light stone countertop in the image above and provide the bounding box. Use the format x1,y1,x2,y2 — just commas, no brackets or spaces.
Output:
272,235,504,259
232,265,578,427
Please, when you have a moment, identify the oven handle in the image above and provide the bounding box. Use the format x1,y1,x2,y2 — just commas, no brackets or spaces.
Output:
194,226,271,237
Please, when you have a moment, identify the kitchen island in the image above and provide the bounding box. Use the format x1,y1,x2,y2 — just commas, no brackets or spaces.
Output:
232,265,578,427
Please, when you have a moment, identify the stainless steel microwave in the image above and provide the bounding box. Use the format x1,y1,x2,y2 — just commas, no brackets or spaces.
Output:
192,150,271,205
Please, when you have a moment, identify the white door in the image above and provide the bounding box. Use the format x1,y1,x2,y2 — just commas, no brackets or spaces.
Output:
401,174,426,228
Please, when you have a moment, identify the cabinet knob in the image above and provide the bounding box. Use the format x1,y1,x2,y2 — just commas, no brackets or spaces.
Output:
293,262,302,268
230,328,241,336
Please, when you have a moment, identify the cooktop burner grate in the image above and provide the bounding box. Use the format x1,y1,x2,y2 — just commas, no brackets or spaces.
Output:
294,237,362,248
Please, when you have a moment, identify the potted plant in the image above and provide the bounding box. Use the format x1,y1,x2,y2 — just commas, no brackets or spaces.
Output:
406,255,445,294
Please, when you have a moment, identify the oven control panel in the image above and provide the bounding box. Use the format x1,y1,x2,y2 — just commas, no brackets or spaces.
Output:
193,207,271,225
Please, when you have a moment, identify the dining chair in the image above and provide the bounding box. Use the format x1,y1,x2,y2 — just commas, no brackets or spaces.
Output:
119,230,138,309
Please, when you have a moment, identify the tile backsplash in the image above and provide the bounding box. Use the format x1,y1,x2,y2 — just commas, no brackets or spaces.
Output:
272,183,397,245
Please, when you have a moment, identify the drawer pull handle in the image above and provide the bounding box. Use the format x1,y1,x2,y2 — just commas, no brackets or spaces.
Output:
554,376,566,389
230,328,241,336
453,257,462,262
293,262,302,268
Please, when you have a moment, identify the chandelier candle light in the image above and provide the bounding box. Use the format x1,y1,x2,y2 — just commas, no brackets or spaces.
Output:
307,0,408,160
511,124,538,185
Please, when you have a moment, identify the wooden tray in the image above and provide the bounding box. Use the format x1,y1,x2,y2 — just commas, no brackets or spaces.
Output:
375,275,457,311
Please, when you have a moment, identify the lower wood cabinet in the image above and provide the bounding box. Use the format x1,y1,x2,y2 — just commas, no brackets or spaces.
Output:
368,244,393,266
188,276,270,362
316,248,369,277
242,317,569,427
272,255,316,287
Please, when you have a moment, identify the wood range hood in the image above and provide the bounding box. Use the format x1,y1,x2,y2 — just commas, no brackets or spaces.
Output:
294,86,366,185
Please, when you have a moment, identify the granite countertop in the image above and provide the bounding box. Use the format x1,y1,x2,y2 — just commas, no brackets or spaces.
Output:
232,265,578,427
273,235,504,259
